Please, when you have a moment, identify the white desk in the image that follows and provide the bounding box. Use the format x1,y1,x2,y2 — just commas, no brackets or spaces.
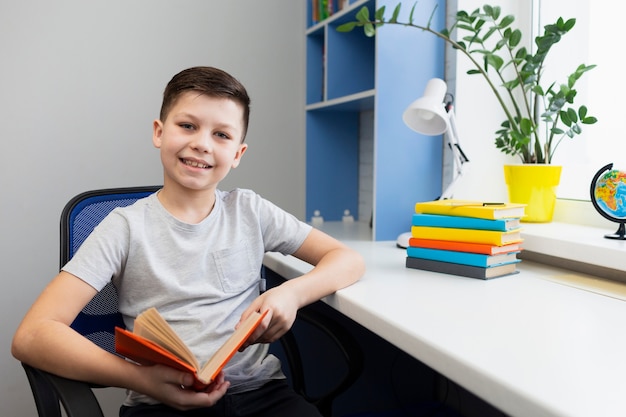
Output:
263,224,626,417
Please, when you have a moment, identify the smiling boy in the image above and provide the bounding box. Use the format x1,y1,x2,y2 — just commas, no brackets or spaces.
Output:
12,66,365,417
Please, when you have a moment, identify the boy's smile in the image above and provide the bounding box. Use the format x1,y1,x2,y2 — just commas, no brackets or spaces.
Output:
181,158,211,169
152,92,248,193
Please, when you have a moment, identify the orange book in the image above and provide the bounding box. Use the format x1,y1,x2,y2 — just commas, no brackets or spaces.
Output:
408,238,522,255
115,307,267,391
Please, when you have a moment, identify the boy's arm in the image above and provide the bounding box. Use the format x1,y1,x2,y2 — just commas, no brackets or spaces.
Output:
242,228,364,345
11,271,229,409
286,227,365,306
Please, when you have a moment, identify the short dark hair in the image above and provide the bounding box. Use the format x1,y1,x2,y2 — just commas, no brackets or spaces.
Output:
160,66,251,142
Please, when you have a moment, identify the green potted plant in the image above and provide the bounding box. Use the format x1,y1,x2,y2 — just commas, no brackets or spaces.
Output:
338,3,598,221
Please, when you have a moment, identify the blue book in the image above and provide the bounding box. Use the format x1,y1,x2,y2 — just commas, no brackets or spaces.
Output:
406,246,521,268
412,213,521,231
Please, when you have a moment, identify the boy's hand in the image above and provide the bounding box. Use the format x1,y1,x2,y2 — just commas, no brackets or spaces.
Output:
239,285,300,349
133,365,229,411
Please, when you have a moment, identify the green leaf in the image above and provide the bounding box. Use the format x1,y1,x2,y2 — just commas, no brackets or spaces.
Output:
560,110,572,126
566,107,578,122
483,26,497,42
503,79,519,89
520,118,533,135
457,23,476,32
375,6,386,22
486,53,504,71
409,2,416,23
514,46,527,59
508,29,522,47
474,18,486,31
563,18,576,31
499,15,515,28
337,22,357,32
356,6,370,22
390,3,401,23
363,22,376,37
486,5,501,20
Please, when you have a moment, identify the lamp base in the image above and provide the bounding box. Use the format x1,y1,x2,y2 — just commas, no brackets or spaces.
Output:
396,231,412,249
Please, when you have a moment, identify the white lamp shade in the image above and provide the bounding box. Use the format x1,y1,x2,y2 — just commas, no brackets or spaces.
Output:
402,78,449,135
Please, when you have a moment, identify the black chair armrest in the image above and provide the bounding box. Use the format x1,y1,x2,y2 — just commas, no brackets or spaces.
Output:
21,363,104,417
279,306,364,417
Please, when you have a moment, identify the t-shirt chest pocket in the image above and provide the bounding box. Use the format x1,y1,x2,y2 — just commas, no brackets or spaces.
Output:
212,243,258,294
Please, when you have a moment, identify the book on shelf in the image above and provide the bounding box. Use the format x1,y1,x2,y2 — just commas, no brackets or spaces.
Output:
115,307,267,391
411,225,523,246
412,213,521,231
311,0,335,23
414,199,526,220
406,246,520,268
405,256,520,280
408,238,522,255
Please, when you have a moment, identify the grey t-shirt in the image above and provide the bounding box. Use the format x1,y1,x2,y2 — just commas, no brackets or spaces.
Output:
62,188,312,406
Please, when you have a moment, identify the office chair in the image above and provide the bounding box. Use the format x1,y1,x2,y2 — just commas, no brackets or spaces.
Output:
21,186,363,417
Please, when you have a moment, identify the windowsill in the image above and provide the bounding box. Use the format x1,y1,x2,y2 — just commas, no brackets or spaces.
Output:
520,199,626,282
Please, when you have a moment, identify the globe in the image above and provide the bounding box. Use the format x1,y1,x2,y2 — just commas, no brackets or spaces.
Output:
590,163,626,239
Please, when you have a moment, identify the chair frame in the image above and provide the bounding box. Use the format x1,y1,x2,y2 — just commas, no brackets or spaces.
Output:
21,186,363,417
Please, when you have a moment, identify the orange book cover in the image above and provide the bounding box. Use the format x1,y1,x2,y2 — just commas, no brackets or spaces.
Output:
408,238,522,255
115,308,267,391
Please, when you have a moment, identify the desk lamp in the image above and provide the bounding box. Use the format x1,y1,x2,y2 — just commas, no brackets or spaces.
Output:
403,77,469,199
396,78,470,248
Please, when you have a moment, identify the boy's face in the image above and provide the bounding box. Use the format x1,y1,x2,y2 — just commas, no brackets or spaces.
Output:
152,91,248,193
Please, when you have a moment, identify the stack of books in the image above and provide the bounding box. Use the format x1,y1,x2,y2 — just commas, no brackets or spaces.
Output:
406,200,526,279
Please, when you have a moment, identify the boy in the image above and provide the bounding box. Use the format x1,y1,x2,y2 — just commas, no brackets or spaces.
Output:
12,66,365,416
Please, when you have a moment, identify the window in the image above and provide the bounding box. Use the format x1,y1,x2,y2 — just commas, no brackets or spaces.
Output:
536,0,626,200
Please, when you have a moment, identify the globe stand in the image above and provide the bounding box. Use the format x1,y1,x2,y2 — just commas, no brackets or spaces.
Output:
590,163,626,240
604,222,626,240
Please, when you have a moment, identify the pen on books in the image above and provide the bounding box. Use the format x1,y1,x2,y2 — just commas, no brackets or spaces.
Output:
445,202,506,206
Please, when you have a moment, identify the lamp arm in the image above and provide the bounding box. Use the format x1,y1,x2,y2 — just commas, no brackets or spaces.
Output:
439,108,469,199
446,109,469,168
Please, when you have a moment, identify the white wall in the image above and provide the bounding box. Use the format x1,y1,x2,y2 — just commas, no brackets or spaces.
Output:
0,1,305,416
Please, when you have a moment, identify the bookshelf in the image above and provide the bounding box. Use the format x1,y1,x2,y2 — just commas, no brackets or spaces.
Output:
305,0,446,240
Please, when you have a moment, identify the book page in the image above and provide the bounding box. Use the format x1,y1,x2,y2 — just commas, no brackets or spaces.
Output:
134,307,200,371
198,310,267,382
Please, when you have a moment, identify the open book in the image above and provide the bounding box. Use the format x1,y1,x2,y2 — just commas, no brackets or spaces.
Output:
115,307,267,391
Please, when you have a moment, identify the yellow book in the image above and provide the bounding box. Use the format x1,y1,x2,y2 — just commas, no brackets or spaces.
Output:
411,226,523,246
414,199,526,220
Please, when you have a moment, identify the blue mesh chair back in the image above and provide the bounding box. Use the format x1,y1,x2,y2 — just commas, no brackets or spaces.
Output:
61,186,161,354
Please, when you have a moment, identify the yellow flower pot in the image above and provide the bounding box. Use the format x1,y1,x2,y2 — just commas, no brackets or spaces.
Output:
503,164,562,222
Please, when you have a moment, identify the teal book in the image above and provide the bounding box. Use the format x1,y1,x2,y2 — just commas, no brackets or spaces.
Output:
406,246,520,268
412,213,521,231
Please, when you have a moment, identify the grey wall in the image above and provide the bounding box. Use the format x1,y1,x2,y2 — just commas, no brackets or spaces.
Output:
0,1,305,415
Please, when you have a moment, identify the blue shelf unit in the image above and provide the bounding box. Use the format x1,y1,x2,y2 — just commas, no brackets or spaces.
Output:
305,0,446,241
